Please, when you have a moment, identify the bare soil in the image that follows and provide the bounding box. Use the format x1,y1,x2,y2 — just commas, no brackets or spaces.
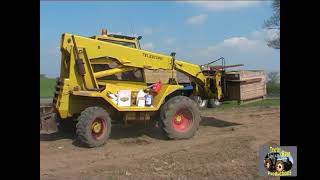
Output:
40,106,280,180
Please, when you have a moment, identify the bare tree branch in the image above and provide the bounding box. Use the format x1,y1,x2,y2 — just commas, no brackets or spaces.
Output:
263,0,280,49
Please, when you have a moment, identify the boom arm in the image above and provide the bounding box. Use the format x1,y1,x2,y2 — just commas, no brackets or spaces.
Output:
174,60,215,98
61,33,218,99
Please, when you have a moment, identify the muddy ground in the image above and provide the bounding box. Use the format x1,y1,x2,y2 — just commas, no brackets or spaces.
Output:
40,106,280,180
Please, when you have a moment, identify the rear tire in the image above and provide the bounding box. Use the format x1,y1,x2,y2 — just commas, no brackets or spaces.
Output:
160,96,201,139
264,159,273,171
76,107,111,148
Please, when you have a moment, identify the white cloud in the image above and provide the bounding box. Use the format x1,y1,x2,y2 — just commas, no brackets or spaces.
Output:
186,14,208,25
143,28,153,35
266,29,280,41
249,29,280,41
182,1,263,11
218,37,259,50
176,30,279,72
249,30,263,39
141,42,154,50
205,36,267,55
164,37,176,45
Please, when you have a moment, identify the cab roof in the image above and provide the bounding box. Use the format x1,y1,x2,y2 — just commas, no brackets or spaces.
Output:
90,34,137,41
108,34,137,40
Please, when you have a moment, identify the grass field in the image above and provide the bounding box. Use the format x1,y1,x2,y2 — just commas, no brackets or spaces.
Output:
210,98,279,111
40,77,280,108
40,77,56,98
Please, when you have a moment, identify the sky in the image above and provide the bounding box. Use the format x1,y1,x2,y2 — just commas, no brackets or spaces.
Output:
40,1,280,78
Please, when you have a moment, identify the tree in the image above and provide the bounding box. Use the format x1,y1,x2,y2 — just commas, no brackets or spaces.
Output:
40,74,46,78
267,71,280,96
267,71,280,84
263,0,280,49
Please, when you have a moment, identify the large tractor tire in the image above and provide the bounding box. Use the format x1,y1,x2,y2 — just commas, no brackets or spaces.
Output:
285,161,293,171
276,160,285,172
160,96,201,139
76,107,111,148
264,159,273,171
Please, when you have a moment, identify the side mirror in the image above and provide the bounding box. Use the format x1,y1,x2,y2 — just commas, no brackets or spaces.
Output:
137,36,142,40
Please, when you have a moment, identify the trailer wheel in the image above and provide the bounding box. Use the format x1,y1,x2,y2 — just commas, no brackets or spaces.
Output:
160,96,201,139
276,160,285,172
208,99,220,108
191,95,208,109
76,107,111,148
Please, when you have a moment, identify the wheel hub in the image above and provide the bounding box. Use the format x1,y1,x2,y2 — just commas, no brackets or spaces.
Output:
91,118,107,140
92,121,102,133
172,109,193,132
174,115,183,124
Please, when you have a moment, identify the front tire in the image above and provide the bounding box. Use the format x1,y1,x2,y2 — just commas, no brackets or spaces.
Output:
285,161,292,171
276,160,285,172
76,107,111,148
160,96,201,139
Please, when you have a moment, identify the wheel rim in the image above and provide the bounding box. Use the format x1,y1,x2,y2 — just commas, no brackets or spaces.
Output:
91,118,107,140
276,163,284,171
172,108,193,132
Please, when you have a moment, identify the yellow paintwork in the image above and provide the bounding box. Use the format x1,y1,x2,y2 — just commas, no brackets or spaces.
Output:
71,84,183,112
94,67,136,79
92,121,102,133
175,115,182,122
214,71,223,100
54,32,223,119
92,35,140,49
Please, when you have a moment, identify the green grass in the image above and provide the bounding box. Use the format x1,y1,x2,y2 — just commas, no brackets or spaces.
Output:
267,82,280,95
40,77,56,97
211,98,280,111
40,76,281,109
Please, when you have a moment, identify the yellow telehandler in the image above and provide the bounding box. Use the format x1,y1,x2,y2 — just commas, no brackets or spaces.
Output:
40,29,242,147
